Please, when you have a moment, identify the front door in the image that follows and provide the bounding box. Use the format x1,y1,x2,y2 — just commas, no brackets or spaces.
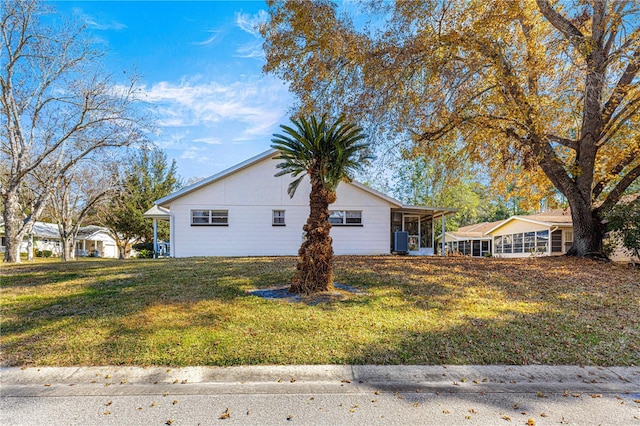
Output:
404,215,420,254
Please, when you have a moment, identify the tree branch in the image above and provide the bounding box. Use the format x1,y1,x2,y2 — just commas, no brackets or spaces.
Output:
596,163,640,214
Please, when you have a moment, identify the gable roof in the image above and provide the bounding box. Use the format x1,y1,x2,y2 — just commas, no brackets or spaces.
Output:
143,204,171,219
155,149,278,206
0,221,111,240
154,148,457,215
443,219,507,240
486,208,573,234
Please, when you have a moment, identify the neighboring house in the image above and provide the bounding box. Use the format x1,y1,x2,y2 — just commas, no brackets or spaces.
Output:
439,219,505,257
144,149,456,258
75,226,119,258
0,221,118,258
438,209,574,257
487,209,574,258
439,207,638,262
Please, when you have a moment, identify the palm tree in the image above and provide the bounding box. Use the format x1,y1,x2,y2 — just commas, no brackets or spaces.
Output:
271,115,370,294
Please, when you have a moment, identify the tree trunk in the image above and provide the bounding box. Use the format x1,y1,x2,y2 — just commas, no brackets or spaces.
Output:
26,234,34,261
3,190,23,263
290,174,335,294
565,195,605,258
60,236,75,262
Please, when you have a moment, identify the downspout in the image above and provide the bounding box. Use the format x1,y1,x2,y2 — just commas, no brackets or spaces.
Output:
441,212,446,257
169,211,175,258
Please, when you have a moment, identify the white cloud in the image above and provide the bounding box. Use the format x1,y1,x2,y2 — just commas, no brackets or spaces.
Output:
193,137,222,145
72,8,126,30
235,10,268,36
192,30,219,46
235,40,264,59
139,76,291,142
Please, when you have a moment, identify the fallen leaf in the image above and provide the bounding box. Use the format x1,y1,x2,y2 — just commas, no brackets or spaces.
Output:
541,413,548,417
591,394,602,398
527,418,535,426
220,408,230,419
173,400,179,405
502,415,511,421
105,401,112,407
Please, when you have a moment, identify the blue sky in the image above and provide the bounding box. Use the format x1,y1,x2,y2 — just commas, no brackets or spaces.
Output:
51,1,294,181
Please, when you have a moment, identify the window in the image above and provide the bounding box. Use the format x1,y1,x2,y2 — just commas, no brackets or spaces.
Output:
503,234,513,254
513,233,524,253
191,209,228,226
524,232,536,252
564,231,573,252
329,210,362,225
536,230,549,252
494,236,503,254
272,210,285,226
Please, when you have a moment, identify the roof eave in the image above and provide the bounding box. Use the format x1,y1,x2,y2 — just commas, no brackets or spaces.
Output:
155,149,279,206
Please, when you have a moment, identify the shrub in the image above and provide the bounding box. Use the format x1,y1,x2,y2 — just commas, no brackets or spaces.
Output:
36,250,53,258
136,249,153,259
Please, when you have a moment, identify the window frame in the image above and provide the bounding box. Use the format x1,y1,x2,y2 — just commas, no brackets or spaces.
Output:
272,210,286,226
190,209,229,226
329,210,363,226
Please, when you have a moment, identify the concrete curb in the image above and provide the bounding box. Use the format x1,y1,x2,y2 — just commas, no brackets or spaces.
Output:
2,365,639,397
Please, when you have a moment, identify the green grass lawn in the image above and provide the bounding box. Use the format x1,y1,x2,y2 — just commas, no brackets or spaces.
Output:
1,256,638,367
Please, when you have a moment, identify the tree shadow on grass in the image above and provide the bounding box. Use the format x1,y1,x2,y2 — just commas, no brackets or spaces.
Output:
0,257,297,366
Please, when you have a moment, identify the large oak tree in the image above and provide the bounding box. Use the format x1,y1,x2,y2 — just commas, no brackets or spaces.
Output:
262,0,640,257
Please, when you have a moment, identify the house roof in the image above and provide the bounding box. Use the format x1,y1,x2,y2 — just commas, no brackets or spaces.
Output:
0,221,110,241
29,222,61,239
438,219,505,241
153,148,457,216
486,208,573,235
143,205,171,219
155,149,278,206
76,225,111,240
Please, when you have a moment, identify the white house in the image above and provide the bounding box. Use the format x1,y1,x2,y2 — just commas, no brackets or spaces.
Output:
145,149,455,258
0,221,118,258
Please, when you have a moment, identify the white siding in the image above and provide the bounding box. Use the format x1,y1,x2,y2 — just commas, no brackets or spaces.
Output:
168,156,393,257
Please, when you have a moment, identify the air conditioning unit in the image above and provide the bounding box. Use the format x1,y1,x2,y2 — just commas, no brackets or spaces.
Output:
393,231,409,254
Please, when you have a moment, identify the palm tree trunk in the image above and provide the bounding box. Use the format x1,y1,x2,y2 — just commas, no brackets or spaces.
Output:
290,173,335,294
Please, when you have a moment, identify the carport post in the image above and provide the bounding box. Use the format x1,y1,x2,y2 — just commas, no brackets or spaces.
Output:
153,218,158,259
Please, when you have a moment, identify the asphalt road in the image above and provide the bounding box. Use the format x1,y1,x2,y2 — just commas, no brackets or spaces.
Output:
2,365,639,425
